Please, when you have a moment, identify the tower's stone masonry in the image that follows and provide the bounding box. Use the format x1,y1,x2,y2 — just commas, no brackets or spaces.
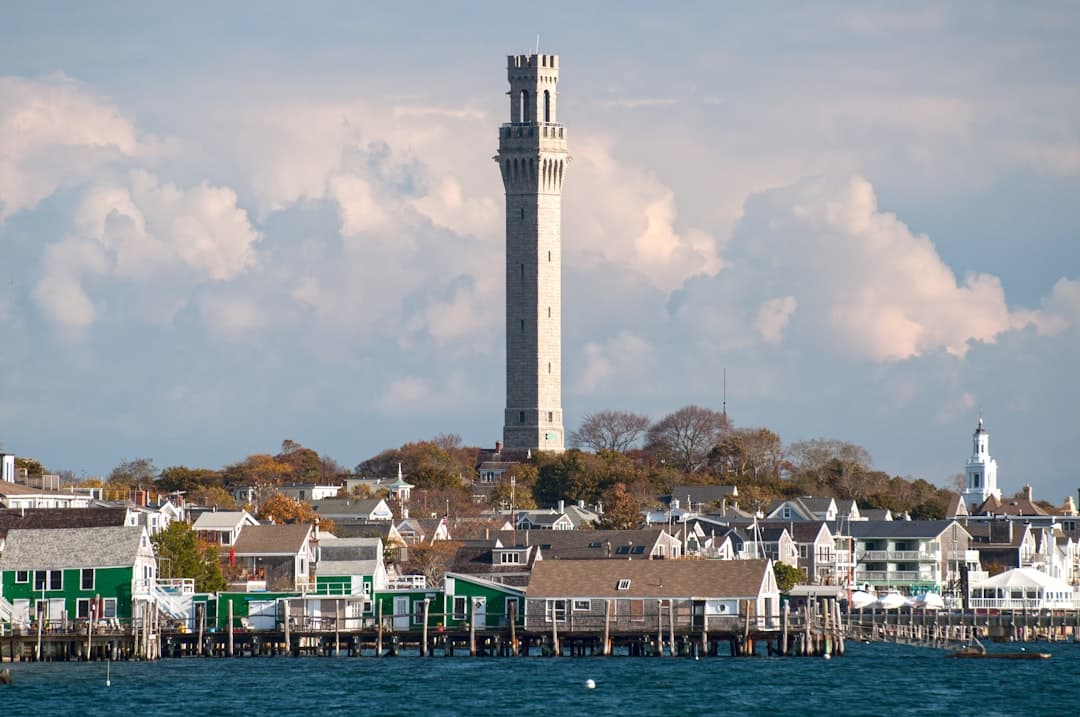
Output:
497,53,566,452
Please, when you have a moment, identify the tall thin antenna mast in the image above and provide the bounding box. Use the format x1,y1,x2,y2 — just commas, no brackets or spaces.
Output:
722,368,727,421
535,34,540,55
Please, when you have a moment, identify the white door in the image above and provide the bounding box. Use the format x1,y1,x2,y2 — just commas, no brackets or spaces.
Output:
47,598,66,627
393,596,410,630
472,596,486,628
248,600,277,630
12,599,30,627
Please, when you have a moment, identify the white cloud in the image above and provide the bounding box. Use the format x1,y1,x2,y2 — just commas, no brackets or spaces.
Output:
756,296,798,344
199,293,266,336
0,74,150,221
329,173,387,236
35,171,258,330
577,331,653,394
734,176,1052,360
565,137,723,292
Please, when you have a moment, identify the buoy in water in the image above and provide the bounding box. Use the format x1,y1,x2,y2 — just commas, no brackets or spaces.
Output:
823,653,831,660
585,679,596,689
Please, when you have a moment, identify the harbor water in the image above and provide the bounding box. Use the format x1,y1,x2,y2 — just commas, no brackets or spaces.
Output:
1,641,1075,716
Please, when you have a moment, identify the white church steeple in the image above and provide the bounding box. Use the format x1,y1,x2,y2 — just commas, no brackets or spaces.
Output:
961,415,1000,510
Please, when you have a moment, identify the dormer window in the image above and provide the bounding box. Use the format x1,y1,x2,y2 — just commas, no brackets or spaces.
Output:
617,579,631,591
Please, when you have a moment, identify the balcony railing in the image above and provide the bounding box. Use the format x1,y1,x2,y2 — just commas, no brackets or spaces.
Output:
860,550,937,562
855,570,938,584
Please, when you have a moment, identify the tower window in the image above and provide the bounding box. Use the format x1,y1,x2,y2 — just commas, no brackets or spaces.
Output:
547,307,551,318
548,362,551,374
544,90,551,123
548,250,551,262
521,263,525,278
548,411,553,422
519,411,525,424
521,208,525,220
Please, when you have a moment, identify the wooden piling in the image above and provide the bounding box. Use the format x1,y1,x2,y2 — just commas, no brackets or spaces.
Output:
421,599,430,657
376,601,383,657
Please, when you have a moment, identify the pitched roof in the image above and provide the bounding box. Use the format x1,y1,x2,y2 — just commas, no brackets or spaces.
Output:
192,511,256,530
0,526,150,570
667,485,738,507
0,507,131,539
494,528,669,559
846,519,965,540
525,559,771,599
310,498,388,517
232,524,312,555
972,493,1049,517
315,537,382,576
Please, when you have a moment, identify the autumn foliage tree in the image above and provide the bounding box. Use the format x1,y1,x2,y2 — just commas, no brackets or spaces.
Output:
256,493,335,533
598,482,643,529
152,521,228,593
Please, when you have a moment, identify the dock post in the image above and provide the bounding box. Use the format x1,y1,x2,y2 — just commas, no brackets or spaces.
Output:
376,601,383,657
421,599,430,657
469,604,477,656
781,603,789,656
197,603,206,657
551,611,560,656
657,599,664,656
602,600,612,656
283,601,290,656
335,598,342,658
227,601,234,657
669,601,676,657
509,600,518,656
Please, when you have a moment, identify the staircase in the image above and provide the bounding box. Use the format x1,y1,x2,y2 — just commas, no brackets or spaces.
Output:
151,579,195,623
0,591,13,634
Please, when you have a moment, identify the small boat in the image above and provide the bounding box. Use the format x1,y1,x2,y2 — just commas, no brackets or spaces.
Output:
913,592,944,610
875,590,911,610
947,639,1050,659
849,590,877,610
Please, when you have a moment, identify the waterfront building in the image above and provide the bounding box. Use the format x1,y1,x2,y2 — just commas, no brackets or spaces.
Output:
0,525,157,628
848,519,976,594
497,52,567,452
191,510,258,547
227,523,315,592
523,559,779,633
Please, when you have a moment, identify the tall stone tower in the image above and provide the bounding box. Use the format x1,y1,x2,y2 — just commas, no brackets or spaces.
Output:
497,53,566,452
961,416,1001,510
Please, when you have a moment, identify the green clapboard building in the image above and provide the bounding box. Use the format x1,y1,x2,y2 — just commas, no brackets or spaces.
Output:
0,525,157,627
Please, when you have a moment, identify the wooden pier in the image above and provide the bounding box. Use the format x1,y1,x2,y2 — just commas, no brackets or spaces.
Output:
1,599,852,661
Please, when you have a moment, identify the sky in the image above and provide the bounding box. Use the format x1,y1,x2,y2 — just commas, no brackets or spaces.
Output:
1,2,1078,502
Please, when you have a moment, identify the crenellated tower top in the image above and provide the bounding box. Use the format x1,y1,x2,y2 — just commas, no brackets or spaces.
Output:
507,54,560,125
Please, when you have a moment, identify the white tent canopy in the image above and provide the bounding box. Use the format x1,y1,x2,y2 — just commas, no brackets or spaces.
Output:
970,568,1076,609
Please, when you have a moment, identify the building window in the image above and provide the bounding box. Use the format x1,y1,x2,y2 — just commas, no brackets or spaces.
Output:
500,551,521,564
548,250,551,262
547,306,551,318
520,208,525,220
617,579,631,591
81,568,95,591
102,599,117,619
545,599,567,622
521,263,525,278
548,411,553,422
76,598,91,619
521,319,525,333
519,411,525,424
15,570,29,584
34,570,62,591
573,599,591,611
453,596,467,620
548,362,551,374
